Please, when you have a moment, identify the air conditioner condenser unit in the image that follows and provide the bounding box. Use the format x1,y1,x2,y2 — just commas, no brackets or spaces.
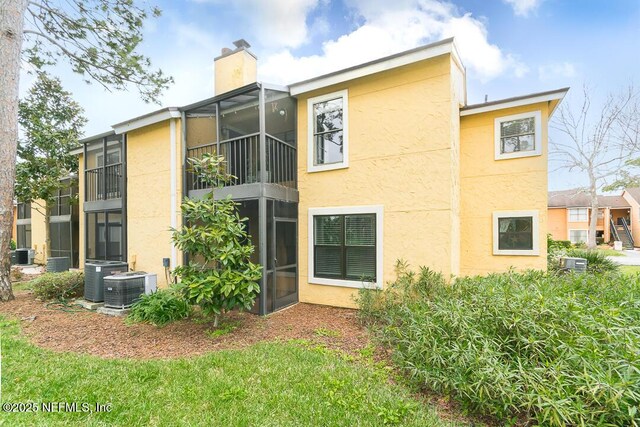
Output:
103,271,156,309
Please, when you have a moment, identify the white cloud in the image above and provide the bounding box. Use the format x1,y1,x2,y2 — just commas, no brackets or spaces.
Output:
259,0,527,84
192,0,319,49
502,0,543,17
538,62,577,81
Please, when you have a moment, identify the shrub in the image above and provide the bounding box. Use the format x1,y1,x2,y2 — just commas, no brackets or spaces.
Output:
358,266,640,426
10,239,16,250
172,155,261,327
547,234,571,251
31,271,84,300
565,248,619,274
128,289,191,326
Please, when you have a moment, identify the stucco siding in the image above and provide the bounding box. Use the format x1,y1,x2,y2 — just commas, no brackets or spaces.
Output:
460,102,550,275
126,119,182,287
547,208,567,241
297,54,458,308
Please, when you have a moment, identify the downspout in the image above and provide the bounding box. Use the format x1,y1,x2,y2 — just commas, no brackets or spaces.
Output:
170,119,178,270
181,111,188,267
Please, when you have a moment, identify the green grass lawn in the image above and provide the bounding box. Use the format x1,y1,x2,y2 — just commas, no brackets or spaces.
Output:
0,317,461,427
619,265,640,275
596,248,625,256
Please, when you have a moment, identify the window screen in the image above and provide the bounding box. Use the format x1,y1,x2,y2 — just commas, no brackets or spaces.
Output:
314,214,376,280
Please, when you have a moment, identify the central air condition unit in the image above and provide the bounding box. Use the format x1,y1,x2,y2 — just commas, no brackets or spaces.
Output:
47,257,70,273
84,260,128,302
14,248,30,265
103,271,155,309
560,257,587,273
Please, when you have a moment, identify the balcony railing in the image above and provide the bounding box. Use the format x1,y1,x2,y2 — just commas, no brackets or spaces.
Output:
186,133,296,192
86,164,122,201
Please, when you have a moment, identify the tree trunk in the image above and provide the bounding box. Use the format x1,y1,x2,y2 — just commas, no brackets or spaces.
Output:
588,177,599,249
0,0,28,301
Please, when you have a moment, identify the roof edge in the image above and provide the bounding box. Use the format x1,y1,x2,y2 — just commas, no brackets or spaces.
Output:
289,38,458,96
112,107,181,134
460,87,569,116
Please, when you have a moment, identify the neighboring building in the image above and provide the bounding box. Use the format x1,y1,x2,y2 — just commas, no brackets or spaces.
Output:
12,177,80,267
548,188,640,248
71,38,568,313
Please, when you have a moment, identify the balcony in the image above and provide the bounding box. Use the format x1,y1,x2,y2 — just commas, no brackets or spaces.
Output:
186,133,296,191
85,164,122,202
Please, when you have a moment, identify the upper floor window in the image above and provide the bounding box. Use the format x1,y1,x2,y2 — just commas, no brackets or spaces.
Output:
308,90,349,172
493,210,540,256
494,111,542,160
17,202,31,220
569,208,588,222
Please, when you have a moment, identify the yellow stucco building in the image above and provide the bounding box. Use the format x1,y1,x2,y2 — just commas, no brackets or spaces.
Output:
71,38,568,314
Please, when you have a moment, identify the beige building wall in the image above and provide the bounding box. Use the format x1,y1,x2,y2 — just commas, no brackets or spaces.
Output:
29,200,47,264
126,119,183,287
297,54,459,308
11,205,17,243
460,102,550,275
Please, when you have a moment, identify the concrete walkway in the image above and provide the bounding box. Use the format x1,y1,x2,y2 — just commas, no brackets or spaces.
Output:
607,250,640,266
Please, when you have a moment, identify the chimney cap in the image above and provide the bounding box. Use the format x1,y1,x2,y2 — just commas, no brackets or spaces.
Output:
215,39,257,61
233,39,251,49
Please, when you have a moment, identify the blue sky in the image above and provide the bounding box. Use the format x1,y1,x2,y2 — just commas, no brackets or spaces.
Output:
20,0,640,190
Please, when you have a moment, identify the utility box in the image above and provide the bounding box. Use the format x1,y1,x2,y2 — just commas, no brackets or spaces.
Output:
560,257,588,273
614,241,623,251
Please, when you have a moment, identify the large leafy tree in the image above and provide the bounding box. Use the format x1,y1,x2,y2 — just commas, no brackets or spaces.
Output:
0,0,172,301
172,155,262,328
15,72,87,258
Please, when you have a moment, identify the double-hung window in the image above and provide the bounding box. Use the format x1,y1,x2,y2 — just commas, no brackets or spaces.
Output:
568,208,588,222
493,210,539,255
309,206,382,288
308,90,348,172
495,111,542,160
569,230,588,244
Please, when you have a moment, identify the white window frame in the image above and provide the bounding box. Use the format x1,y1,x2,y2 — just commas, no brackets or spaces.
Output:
493,210,540,256
307,89,349,173
569,229,588,244
494,110,542,160
308,205,383,289
568,208,588,222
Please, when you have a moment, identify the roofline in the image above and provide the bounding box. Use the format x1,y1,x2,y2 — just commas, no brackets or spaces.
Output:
112,107,181,134
288,38,462,96
180,82,261,112
78,130,115,144
460,87,569,116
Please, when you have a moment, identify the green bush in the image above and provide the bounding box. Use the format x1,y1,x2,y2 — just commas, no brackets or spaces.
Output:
547,234,572,251
357,266,640,426
10,239,16,250
128,289,191,326
31,271,84,300
565,248,619,274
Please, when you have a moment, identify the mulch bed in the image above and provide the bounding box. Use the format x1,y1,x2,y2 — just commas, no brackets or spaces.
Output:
0,290,371,360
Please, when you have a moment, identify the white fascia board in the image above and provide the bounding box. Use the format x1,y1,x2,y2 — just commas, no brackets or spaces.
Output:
289,41,454,96
68,146,84,156
460,90,569,116
112,108,181,134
